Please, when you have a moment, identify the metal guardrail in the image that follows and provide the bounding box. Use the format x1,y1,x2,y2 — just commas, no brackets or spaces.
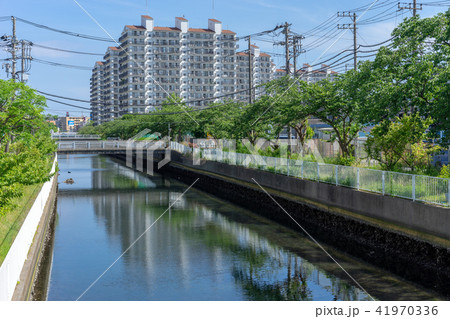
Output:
57,140,167,151
57,141,130,150
192,145,450,207
51,133,101,140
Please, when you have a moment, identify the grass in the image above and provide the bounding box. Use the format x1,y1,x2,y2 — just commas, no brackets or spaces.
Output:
0,183,43,266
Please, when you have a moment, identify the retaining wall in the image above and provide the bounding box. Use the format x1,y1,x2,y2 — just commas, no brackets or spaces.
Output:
0,156,57,301
169,154,450,240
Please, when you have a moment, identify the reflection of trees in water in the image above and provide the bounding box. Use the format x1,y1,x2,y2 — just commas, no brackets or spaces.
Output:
180,215,366,301
89,161,369,301
232,256,312,301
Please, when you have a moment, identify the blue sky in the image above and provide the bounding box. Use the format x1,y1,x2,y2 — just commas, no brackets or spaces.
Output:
1,0,448,117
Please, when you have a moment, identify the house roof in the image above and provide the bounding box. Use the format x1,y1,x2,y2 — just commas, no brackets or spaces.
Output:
189,28,214,33
222,30,236,34
153,26,181,31
125,25,146,30
209,18,221,23
176,17,188,21
141,15,153,19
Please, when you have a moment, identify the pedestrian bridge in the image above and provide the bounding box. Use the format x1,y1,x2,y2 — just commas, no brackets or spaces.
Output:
56,140,190,154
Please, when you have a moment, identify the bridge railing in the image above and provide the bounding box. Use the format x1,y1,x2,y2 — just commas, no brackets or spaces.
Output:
197,147,450,207
52,133,101,140
57,141,130,150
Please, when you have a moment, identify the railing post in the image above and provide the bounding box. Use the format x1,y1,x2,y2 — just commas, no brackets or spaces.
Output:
287,158,290,176
412,175,416,201
87,142,90,149
447,180,450,207
335,165,338,186
382,171,385,195
356,168,360,190
317,163,320,181
102,142,105,149
72,142,75,150
301,161,304,179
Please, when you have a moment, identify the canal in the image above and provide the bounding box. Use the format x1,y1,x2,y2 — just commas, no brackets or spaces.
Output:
45,154,441,301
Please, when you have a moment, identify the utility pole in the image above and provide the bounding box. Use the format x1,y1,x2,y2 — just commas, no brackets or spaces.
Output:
292,35,305,77
284,22,290,75
248,36,253,104
11,16,17,81
398,1,423,17
293,37,297,76
21,40,25,83
337,11,358,70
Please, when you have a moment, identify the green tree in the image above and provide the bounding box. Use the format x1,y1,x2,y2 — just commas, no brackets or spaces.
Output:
357,12,450,141
0,80,47,152
0,80,55,215
365,114,434,170
306,74,363,158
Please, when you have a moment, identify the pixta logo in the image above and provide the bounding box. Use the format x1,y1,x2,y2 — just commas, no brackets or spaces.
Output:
125,129,171,176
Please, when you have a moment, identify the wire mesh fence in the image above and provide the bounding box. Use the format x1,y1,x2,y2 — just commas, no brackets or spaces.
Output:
172,143,450,207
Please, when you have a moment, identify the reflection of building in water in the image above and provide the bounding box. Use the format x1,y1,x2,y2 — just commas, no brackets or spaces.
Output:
90,182,367,300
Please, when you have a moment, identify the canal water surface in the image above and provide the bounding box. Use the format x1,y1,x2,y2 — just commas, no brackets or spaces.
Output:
46,154,441,301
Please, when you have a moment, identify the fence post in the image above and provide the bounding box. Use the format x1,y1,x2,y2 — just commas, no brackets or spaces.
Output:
301,161,304,179
102,142,105,149
72,142,75,150
287,158,290,176
317,163,320,181
382,171,385,195
412,175,416,201
447,180,450,207
335,165,338,186
87,142,90,149
356,168,360,190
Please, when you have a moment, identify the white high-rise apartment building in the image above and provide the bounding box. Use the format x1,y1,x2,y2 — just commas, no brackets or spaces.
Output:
142,16,238,110
90,15,277,125
102,46,120,122
236,45,272,102
90,61,103,125
273,63,338,82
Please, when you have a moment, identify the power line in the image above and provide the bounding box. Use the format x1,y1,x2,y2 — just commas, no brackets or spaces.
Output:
14,16,116,42
36,90,92,103
45,97,92,110
28,41,104,56
32,58,92,70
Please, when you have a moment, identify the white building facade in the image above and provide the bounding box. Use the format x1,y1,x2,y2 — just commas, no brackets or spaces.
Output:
90,16,278,125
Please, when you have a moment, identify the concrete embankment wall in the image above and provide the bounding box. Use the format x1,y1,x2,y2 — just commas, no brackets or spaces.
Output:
139,151,450,296
0,156,58,301
175,155,450,240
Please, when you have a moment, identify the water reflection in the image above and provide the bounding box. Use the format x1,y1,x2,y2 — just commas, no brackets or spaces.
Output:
48,155,439,301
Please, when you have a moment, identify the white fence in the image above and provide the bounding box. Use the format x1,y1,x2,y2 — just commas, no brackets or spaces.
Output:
168,143,449,207
57,141,129,150
51,133,100,140
0,156,57,301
